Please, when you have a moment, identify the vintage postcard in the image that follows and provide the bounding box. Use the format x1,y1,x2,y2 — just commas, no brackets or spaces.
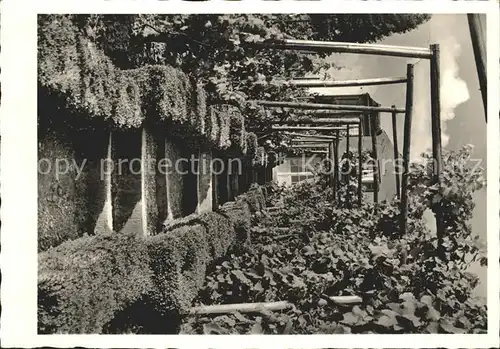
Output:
1,0,498,348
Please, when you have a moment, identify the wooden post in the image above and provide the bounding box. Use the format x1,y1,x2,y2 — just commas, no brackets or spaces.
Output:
370,107,379,209
357,119,363,206
346,124,350,156
282,76,407,88
345,124,350,207
329,141,335,187
334,130,340,203
467,14,487,120
401,64,414,236
257,39,433,59
391,105,401,200
430,44,444,250
255,100,405,113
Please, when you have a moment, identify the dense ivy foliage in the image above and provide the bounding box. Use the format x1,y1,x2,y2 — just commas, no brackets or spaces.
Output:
38,15,258,153
74,14,430,139
180,145,486,334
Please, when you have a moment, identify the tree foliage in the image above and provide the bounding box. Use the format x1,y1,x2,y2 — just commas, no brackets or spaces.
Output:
78,14,430,106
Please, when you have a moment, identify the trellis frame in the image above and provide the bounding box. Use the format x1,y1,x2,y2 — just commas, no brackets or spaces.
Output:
252,38,439,240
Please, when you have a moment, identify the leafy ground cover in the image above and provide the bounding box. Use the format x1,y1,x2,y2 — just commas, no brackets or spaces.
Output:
180,146,487,334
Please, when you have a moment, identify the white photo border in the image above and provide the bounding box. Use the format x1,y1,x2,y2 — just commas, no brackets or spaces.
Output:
1,0,498,348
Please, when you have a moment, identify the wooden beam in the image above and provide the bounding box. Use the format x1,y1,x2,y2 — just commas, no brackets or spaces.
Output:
258,39,433,59
188,296,363,315
284,132,337,140
271,119,361,125
281,76,407,88
293,139,337,144
275,111,364,118
189,301,292,315
291,144,330,148
401,64,414,236
272,125,358,132
391,105,401,200
275,110,362,117
467,14,487,120
255,100,405,114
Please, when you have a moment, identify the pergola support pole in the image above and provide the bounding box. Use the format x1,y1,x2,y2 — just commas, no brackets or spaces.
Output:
345,124,351,208
357,118,363,206
391,105,401,200
329,141,335,188
334,130,339,203
370,106,379,209
467,14,487,120
430,44,444,257
401,64,415,236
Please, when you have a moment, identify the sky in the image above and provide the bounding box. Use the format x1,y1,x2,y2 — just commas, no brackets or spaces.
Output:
312,14,487,297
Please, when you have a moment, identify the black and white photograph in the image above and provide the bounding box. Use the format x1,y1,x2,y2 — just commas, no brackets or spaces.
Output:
35,12,491,335
0,1,498,347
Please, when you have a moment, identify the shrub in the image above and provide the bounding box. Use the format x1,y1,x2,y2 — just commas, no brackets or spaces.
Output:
38,16,208,139
181,146,487,334
38,232,152,334
205,106,220,145
229,108,246,153
197,212,236,260
146,225,210,313
162,211,236,260
245,132,258,157
246,184,266,212
252,146,267,167
216,105,232,149
219,198,253,243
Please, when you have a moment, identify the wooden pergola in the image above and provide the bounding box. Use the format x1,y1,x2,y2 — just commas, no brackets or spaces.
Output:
251,38,442,238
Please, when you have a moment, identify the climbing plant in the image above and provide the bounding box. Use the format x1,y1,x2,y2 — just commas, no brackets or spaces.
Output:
75,14,431,130
180,145,486,334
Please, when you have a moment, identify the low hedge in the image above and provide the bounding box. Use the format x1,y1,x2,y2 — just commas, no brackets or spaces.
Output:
38,232,153,334
219,198,253,243
38,186,267,333
245,132,258,157
146,224,210,313
162,211,236,260
243,184,266,213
